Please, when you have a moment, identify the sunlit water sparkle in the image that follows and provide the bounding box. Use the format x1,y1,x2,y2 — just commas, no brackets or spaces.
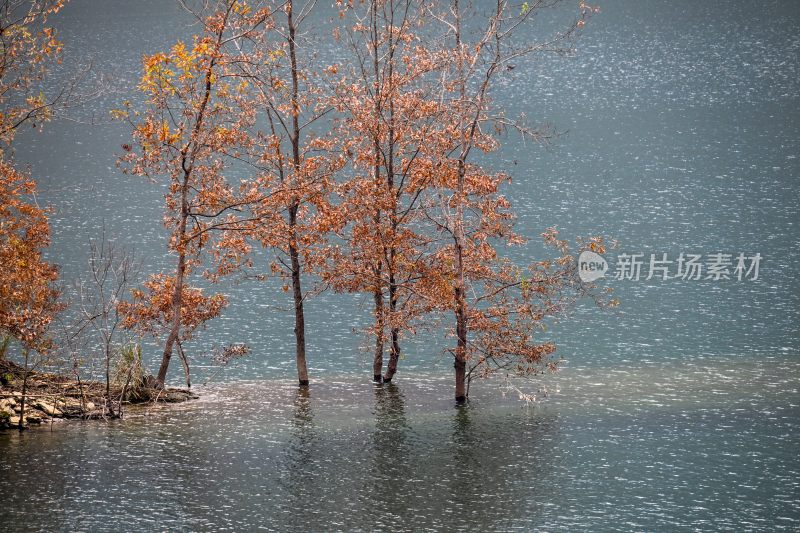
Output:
1,0,799,530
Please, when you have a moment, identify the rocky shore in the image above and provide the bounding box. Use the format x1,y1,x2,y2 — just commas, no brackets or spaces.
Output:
0,359,198,430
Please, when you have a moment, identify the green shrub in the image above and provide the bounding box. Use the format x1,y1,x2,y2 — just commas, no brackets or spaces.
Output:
114,344,150,401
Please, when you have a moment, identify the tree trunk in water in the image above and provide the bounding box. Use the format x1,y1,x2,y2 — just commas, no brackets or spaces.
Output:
453,152,468,403
452,0,468,404
383,328,400,383
290,231,308,387
452,173,468,402
372,285,385,382
287,0,309,388
452,161,468,402
454,284,468,404
383,9,400,384
383,249,400,383
453,221,468,402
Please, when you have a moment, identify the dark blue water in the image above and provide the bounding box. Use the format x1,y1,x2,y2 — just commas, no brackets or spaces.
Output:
1,1,798,531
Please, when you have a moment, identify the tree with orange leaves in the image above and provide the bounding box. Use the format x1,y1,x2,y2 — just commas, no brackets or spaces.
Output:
0,0,66,357
0,0,68,147
420,0,604,402
0,160,60,355
324,0,450,383
117,274,227,388
239,0,343,387
0,1,68,431
117,0,269,388
324,0,609,400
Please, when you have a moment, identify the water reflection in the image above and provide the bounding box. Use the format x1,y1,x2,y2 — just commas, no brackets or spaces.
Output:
436,406,562,530
372,383,409,466
279,387,319,519
370,383,411,522
293,386,314,428
2,368,798,530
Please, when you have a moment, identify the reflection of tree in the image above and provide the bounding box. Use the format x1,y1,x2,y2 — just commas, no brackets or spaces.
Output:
437,407,561,531
449,405,482,501
293,386,314,430
280,386,319,517
374,384,408,432
288,386,316,474
371,383,411,519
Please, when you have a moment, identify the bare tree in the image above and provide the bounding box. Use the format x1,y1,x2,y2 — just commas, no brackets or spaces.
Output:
74,230,139,416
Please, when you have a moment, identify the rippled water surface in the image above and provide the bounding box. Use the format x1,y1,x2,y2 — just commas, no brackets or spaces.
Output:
1,0,799,531
2,362,798,532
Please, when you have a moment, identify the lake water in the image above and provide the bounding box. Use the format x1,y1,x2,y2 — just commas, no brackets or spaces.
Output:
1,0,799,531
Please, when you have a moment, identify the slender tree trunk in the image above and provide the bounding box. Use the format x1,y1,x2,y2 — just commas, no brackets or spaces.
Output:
155,24,219,387
104,340,115,417
384,327,400,383
385,73,401,382
18,349,30,430
287,0,309,387
452,159,469,403
368,0,387,383
453,190,468,402
105,346,110,412
384,265,400,382
290,251,308,387
176,340,191,388
289,205,308,386
373,284,385,382
452,0,468,404
156,221,187,387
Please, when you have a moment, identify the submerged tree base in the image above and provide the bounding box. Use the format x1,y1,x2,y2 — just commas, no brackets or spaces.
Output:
0,359,197,430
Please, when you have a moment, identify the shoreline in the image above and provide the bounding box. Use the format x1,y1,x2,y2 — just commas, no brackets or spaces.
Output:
0,359,198,430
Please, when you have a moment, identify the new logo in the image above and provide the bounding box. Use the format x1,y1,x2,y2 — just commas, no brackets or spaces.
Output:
578,250,608,282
